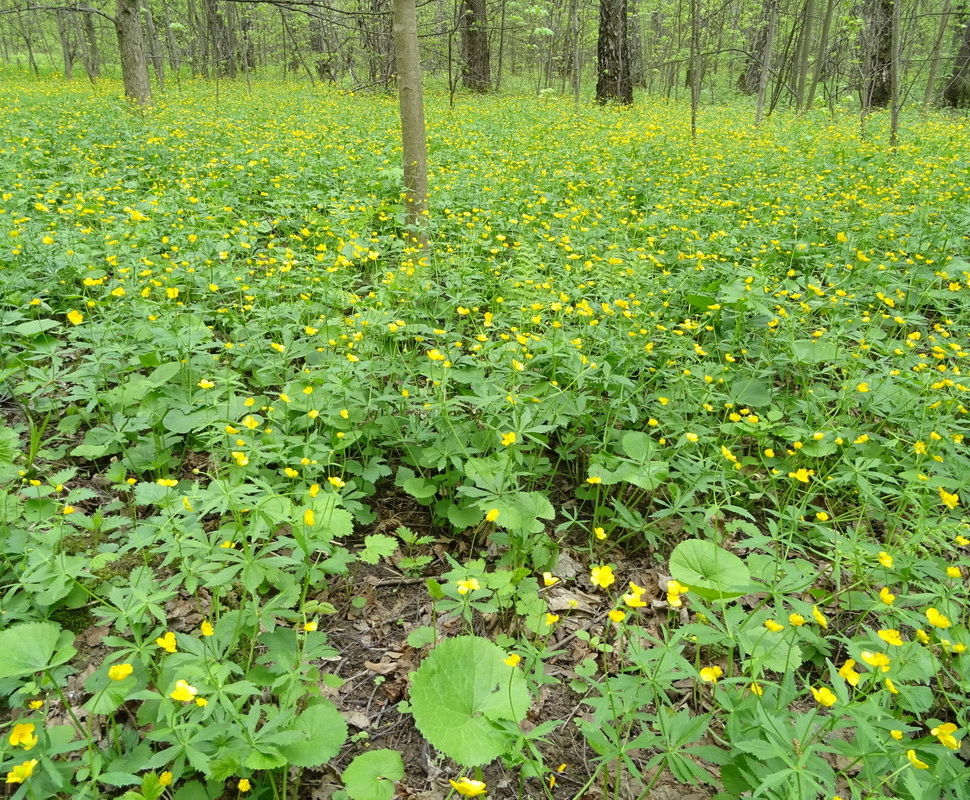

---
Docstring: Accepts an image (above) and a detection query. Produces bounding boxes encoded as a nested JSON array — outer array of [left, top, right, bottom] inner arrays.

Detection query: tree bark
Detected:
[[115, 0, 152, 104], [864, 0, 893, 109], [596, 0, 632, 104], [460, 0, 490, 91], [793, 0, 815, 111], [392, 0, 429, 243], [55, 11, 74, 78], [755, 0, 778, 124], [923, 0, 952, 106], [81, 10, 101, 80], [141, 0, 166, 93], [943, 5, 970, 107]]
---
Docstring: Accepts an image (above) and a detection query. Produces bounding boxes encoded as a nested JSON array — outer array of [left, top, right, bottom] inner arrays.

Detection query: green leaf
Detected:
[[13, 319, 59, 336], [0, 622, 76, 679], [729, 376, 772, 408], [342, 750, 404, 800], [791, 340, 837, 364], [669, 539, 754, 601], [409, 635, 530, 766], [359, 534, 397, 564], [278, 701, 348, 768]]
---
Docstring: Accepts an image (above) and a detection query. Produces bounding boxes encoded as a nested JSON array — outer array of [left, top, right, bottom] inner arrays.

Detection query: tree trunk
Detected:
[[596, 0, 632, 104], [460, 0, 490, 91], [864, 0, 893, 109], [943, 6, 970, 107], [804, 0, 835, 110], [55, 11, 74, 78], [392, 0, 429, 242], [793, 0, 815, 111], [141, 0, 166, 93], [571, 0, 581, 104], [923, 0, 952, 106], [115, 0, 152, 104], [81, 10, 100, 79], [755, 0, 778, 124]]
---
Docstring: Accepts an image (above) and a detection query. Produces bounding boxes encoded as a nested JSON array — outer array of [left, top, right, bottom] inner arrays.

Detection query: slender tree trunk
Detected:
[[923, 0, 952, 106], [943, 5, 970, 107], [495, 0, 506, 89], [805, 0, 834, 109], [55, 11, 74, 78], [596, 0, 633, 103], [571, 0, 581, 104], [889, 0, 900, 146], [460, 0, 490, 91], [690, 0, 700, 135], [141, 0, 166, 93], [115, 0, 152, 104], [794, 0, 815, 110], [392, 0, 429, 243], [80, 11, 100, 80], [755, 0, 779, 124]]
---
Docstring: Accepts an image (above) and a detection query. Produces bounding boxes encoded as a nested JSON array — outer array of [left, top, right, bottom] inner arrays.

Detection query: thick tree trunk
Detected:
[[115, 0, 152, 104], [864, 0, 893, 109], [596, 0, 632, 104], [392, 0, 429, 242], [943, 6, 970, 107], [460, 0, 490, 91]]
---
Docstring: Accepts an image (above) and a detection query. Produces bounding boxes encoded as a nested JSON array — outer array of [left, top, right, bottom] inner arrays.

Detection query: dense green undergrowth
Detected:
[[0, 77, 968, 799]]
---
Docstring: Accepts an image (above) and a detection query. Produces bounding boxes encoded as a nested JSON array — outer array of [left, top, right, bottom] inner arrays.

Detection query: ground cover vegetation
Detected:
[[0, 76, 968, 800]]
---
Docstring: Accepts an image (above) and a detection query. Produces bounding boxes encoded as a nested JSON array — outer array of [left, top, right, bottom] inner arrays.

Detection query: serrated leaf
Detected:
[[0, 622, 76, 679], [342, 749, 404, 800], [409, 635, 529, 766], [359, 534, 397, 564], [278, 701, 347, 767]]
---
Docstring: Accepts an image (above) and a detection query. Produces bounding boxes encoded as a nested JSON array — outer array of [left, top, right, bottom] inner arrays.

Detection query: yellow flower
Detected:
[[749, 682, 763, 696], [62, 505, 76, 515], [608, 609, 626, 623], [586, 476, 602, 484], [501, 432, 517, 446], [238, 778, 252, 792], [764, 619, 784, 633], [5, 759, 38, 784], [684, 432, 699, 443], [815, 511, 829, 522], [200, 621, 215, 637], [699, 665, 723, 683], [169, 680, 198, 702], [789, 613, 805, 627], [838, 659, 860, 687], [946, 566, 962, 579], [861, 651, 891, 671], [157, 478, 178, 487], [545, 613, 560, 626], [197, 379, 215, 389], [856, 382, 869, 392], [810, 686, 837, 707], [503, 654, 521, 667], [485, 508, 500, 522], [879, 586, 896, 605], [812, 606, 828, 629], [449, 777, 487, 797], [456, 578, 480, 595], [926, 608, 951, 628], [593, 526, 607, 540], [108, 663, 134, 681], [890, 730, 903, 740], [542, 572, 559, 587], [155, 632, 177, 653], [788, 468, 813, 483], [159, 771, 173, 787], [623, 591, 647, 608], [884, 678, 898, 694], [878, 551, 894, 568], [8, 723, 38, 750], [931, 722, 961, 750], [66, 309, 83, 325], [590, 565, 615, 589], [939, 487, 960, 510], [906, 749, 929, 769], [303, 508, 315, 527], [878, 629, 904, 646], [303, 620, 318, 632]]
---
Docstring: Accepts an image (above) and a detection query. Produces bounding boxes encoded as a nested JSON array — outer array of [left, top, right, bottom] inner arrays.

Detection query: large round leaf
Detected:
[[342, 749, 404, 800], [409, 635, 529, 766], [278, 701, 348, 767], [669, 539, 754, 601], [0, 622, 76, 679]]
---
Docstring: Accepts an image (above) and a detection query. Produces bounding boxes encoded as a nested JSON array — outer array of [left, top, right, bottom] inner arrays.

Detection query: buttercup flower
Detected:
[[699, 665, 723, 683], [8, 723, 38, 750], [878, 551, 894, 568], [5, 759, 38, 784], [456, 578, 480, 595], [810, 686, 837, 707], [926, 608, 952, 629], [108, 663, 134, 681], [503, 653, 521, 667], [906, 750, 929, 769], [764, 619, 784, 633], [155, 631, 177, 653], [590, 564, 615, 589], [931, 722, 961, 750], [169, 680, 198, 702], [878, 629, 903, 646], [541, 571, 558, 586], [238, 778, 252, 792], [449, 777, 487, 796], [838, 659, 860, 687]]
